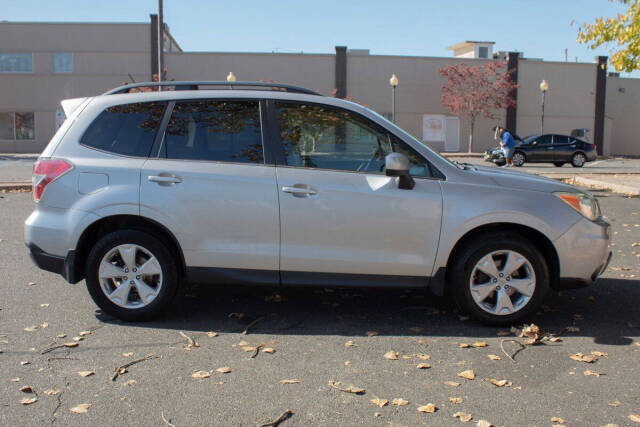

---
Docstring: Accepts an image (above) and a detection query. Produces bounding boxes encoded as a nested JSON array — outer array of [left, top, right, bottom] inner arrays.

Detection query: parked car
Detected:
[[485, 134, 597, 168], [25, 81, 611, 325]]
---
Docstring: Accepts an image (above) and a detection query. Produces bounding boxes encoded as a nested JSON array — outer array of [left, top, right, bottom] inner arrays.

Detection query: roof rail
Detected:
[[103, 81, 322, 96]]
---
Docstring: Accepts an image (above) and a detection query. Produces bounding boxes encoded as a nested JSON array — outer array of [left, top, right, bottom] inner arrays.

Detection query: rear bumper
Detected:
[[26, 242, 78, 284]]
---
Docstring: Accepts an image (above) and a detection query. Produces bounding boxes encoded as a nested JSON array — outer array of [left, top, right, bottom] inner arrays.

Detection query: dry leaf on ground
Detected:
[[206, 331, 218, 338], [20, 361, 30, 366], [384, 350, 399, 360], [78, 331, 91, 336], [591, 350, 608, 357], [370, 397, 388, 407], [77, 371, 95, 377], [262, 347, 276, 354], [56, 334, 66, 338], [416, 354, 430, 360], [570, 353, 598, 363], [454, 411, 473, 422], [191, 370, 211, 379], [70, 403, 90, 414], [391, 398, 409, 406], [488, 354, 501, 360], [44, 389, 60, 396], [472, 341, 487, 348], [444, 381, 460, 387], [328, 380, 365, 394], [27, 282, 36, 286], [477, 420, 493, 427], [458, 370, 475, 380], [122, 352, 134, 357], [64, 342, 78, 348], [608, 400, 621, 407], [279, 379, 299, 384], [458, 343, 470, 348], [21, 397, 37, 405], [216, 367, 231, 373], [551, 417, 565, 423], [417, 363, 431, 369], [345, 340, 357, 347], [242, 346, 256, 352], [450, 397, 463, 403], [629, 414, 640, 423], [24, 325, 38, 332], [124, 380, 136, 386], [488, 378, 509, 387], [584, 370, 603, 377], [41, 322, 49, 328], [418, 403, 437, 413]]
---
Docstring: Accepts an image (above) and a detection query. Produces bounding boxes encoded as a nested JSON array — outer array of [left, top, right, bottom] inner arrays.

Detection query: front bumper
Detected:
[[553, 216, 611, 289], [26, 242, 78, 283]]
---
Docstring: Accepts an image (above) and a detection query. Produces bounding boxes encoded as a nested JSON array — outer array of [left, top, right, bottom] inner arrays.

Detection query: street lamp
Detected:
[[389, 74, 398, 123], [226, 72, 237, 82], [539, 79, 549, 134]]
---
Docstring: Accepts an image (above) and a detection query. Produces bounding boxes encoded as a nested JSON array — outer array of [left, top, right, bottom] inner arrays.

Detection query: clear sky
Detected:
[[1, 0, 636, 77]]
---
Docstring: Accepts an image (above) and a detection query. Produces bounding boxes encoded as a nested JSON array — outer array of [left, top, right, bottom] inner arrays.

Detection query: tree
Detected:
[[438, 61, 517, 153], [577, 0, 640, 72]]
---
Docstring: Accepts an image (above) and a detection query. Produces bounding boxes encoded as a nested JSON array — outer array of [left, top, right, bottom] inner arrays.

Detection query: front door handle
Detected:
[[148, 175, 182, 184], [282, 185, 317, 197]]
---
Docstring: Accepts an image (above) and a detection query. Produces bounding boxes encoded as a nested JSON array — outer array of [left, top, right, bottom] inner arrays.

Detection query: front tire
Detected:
[[571, 152, 586, 168], [512, 152, 525, 167], [85, 230, 178, 321], [449, 233, 549, 325]]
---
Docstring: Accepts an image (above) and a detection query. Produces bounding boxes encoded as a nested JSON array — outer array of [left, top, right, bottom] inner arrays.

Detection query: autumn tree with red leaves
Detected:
[[438, 61, 518, 152]]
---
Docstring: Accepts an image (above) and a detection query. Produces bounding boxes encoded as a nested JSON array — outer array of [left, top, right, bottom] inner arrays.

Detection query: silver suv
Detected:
[[25, 81, 611, 325]]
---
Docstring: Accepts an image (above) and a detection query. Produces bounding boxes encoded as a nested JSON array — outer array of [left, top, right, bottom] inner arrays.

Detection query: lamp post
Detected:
[[389, 74, 398, 123], [539, 79, 549, 134], [226, 72, 237, 83]]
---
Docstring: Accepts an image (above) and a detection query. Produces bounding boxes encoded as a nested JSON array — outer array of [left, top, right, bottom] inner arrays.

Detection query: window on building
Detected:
[[164, 100, 264, 163], [53, 53, 73, 73], [80, 102, 166, 157], [0, 53, 33, 73], [276, 102, 431, 177], [0, 112, 35, 140], [478, 47, 489, 59]]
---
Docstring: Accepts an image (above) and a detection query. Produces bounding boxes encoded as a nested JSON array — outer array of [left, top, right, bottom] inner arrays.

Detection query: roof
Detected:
[[447, 41, 496, 51]]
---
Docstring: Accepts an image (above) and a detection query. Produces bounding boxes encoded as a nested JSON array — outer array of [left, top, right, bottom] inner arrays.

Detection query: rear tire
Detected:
[[449, 233, 549, 325], [512, 152, 525, 167], [85, 230, 178, 321], [553, 162, 565, 167], [571, 152, 586, 168]]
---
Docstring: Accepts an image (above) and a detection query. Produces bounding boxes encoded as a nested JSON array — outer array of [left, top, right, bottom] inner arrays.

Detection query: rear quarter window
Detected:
[[80, 102, 166, 157]]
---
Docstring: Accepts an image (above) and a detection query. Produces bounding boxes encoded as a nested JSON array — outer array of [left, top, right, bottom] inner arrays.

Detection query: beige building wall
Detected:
[[605, 76, 640, 156], [516, 60, 597, 141]]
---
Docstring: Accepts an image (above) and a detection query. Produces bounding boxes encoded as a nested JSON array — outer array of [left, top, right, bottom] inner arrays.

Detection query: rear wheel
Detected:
[[85, 230, 178, 321], [553, 162, 565, 167], [449, 233, 549, 325], [512, 152, 525, 167], [571, 152, 586, 168]]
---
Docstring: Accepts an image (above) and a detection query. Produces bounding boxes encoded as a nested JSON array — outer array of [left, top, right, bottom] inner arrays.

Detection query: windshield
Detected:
[[522, 134, 540, 144]]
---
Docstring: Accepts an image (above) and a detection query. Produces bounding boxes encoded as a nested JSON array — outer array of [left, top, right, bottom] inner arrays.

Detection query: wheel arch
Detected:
[[70, 215, 186, 283], [433, 222, 560, 295]]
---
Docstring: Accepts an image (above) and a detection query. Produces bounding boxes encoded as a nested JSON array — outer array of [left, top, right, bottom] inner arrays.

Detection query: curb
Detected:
[[565, 176, 640, 196], [0, 182, 31, 192]]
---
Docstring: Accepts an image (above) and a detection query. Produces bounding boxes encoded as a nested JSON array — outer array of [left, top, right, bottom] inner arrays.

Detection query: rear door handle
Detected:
[[148, 175, 182, 184], [282, 185, 317, 197]]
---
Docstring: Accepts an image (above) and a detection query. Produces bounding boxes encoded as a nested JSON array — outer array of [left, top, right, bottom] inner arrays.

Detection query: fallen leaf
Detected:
[[570, 353, 597, 363], [44, 389, 60, 396], [449, 396, 463, 403], [472, 341, 487, 348], [365, 331, 378, 337], [584, 370, 603, 377], [72, 336, 83, 342], [78, 331, 91, 336], [384, 350, 399, 360], [551, 417, 565, 423], [608, 400, 621, 407], [444, 381, 460, 387], [63, 342, 78, 348], [40, 304, 49, 308], [237, 340, 249, 346], [417, 363, 431, 369], [279, 379, 300, 384], [20, 361, 30, 366], [458, 370, 475, 380], [262, 347, 276, 354], [458, 343, 470, 348], [11, 378, 20, 382], [629, 414, 640, 423], [371, 397, 388, 407], [122, 352, 134, 357], [124, 380, 136, 386], [56, 334, 66, 339], [206, 331, 219, 338], [453, 411, 473, 422], [416, 354, 430, 360], [401, 355, 412, 360], [477, 420, 493, 427], [191, 370, 211, 379], [591, 350, 608, 357], [488, 354, 501, 360], [78, 371, 95, 377], [391, 398, 409, 406], [345, 340, 357, 347], [216, 367, 231, 374], [70, 403, 90, 414], [242, 346, 256, 352], [24, 325, 38, 332], [418, 403, 437, 413], [489, 378, 508, 387], [21, 397, 37, 405], [40, 322, 49, 329], [27, 282, 36, 286], [328, 380, 365, 394]]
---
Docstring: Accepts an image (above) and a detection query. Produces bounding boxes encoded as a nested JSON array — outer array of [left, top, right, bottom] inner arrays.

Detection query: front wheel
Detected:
[[85, 230, 178, 321], [449, 233, 549, 325], [512, 152, 525, 167], [571, 152, 586, 168]]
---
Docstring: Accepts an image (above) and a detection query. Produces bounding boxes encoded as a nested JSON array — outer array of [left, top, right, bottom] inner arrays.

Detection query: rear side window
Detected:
[[80, 102, 166, 157], [163, 100, 263, 163]]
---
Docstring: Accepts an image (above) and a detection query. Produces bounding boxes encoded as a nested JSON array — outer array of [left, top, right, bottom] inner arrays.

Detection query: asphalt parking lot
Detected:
[[0, 190, 639, 427]]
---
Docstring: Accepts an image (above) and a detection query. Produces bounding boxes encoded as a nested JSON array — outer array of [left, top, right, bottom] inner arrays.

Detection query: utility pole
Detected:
[[157, 0, 164, 89]]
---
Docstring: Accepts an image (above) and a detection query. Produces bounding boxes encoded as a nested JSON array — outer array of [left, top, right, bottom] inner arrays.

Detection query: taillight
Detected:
[[32, 158, 73, 202]]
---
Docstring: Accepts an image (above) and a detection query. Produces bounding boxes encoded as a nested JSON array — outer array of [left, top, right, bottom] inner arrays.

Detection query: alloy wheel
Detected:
[[98, 244, 163, 309], [512, 152, 525, 166], [572, 153, 586, 167], [469, 250, 536, 316]]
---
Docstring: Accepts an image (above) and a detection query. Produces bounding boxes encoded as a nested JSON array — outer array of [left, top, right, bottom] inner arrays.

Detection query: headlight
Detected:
[[554, 191, 601, 221]]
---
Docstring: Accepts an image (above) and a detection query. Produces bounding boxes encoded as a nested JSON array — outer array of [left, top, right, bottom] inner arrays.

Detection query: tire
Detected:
[[85, 230, 178, 321], [571, 152, 586, 168], [512, 152, 525, 167], [449, 233, 550, 325], [553, 162, 565, 167]]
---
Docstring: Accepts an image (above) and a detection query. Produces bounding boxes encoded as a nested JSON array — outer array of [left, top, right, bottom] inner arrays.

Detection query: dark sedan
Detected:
[[484, 134, 597, 167]]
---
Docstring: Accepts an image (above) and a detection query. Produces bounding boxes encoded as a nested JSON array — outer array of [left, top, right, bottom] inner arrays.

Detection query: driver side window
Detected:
[[275, 102, 429, 177]]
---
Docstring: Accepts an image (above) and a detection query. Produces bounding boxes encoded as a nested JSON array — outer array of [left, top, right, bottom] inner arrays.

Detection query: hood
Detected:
[[468, 165, 578, 193]]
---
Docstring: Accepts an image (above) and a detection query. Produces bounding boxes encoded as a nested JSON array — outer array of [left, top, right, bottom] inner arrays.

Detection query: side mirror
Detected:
[[385, 153, 415, 190]]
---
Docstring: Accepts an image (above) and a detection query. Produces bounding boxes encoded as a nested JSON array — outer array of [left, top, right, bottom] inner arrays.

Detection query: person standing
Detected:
[[499, 126, 516, 167]]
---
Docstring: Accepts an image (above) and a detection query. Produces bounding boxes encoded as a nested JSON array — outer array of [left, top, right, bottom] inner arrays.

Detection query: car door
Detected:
[[551, 135, 573, 160], [271, 101, 443, 285], [140, 99, 280, 282], [528, 135, 552, 161]]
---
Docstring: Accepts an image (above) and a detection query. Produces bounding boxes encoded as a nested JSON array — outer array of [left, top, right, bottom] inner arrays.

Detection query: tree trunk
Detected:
[[468, 116, 475, 153]]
